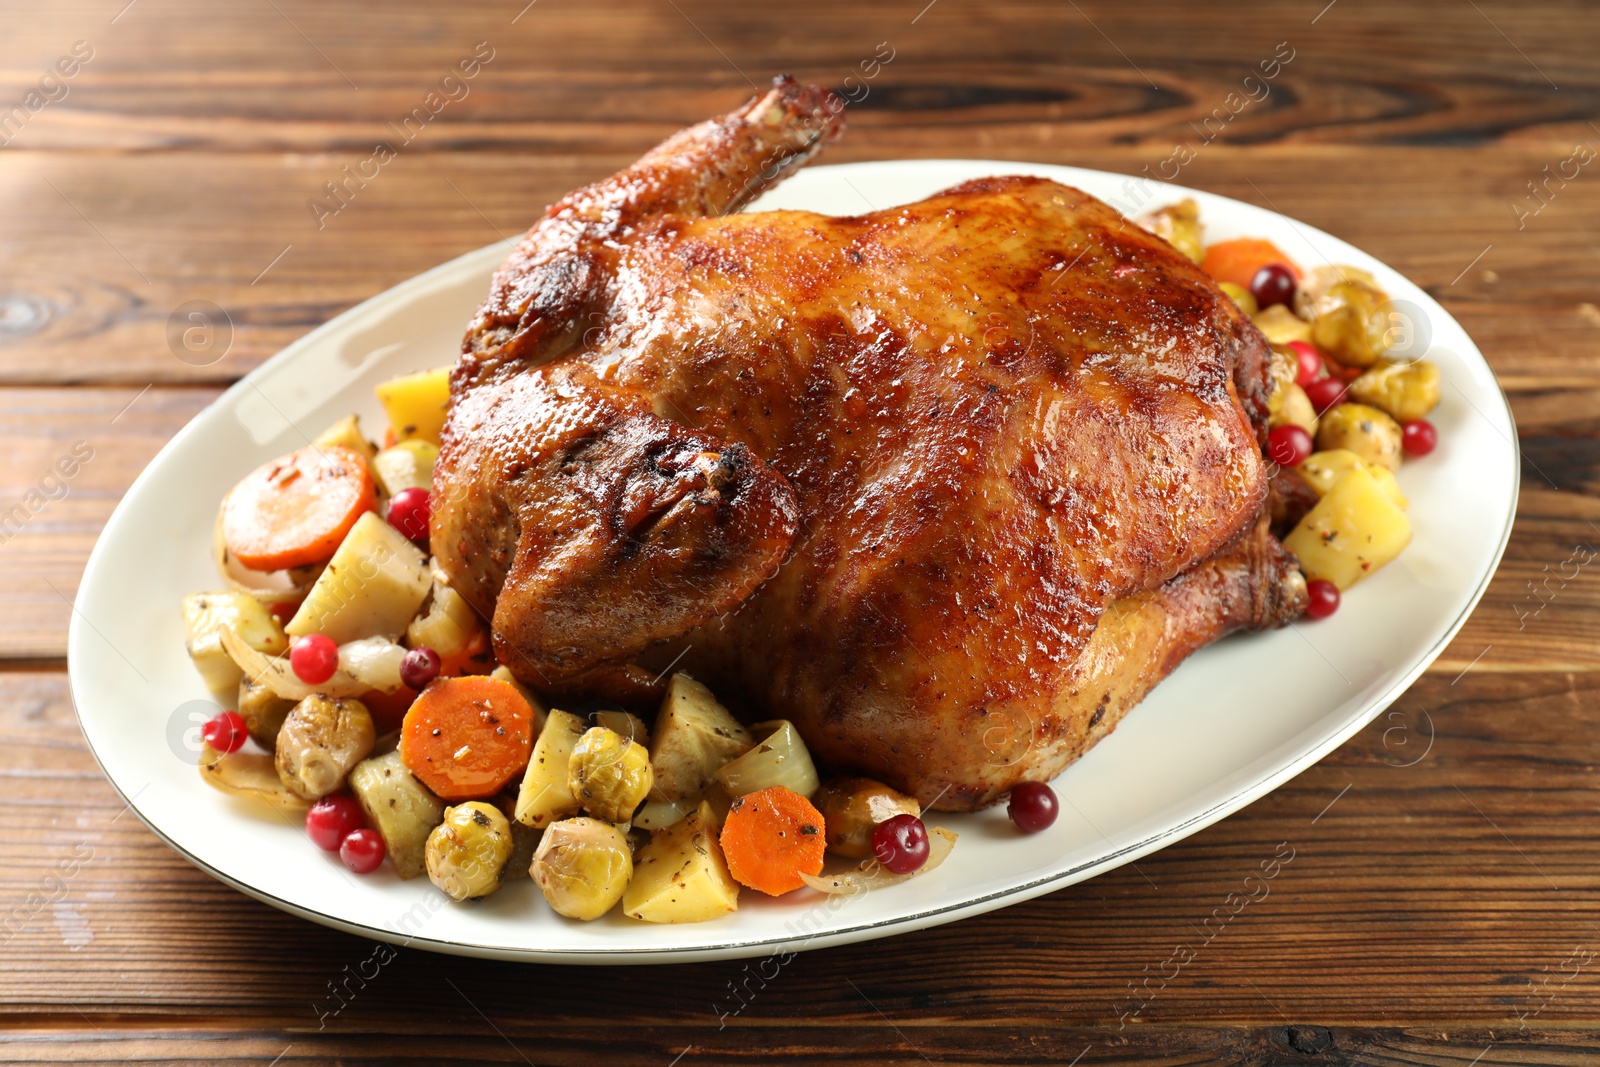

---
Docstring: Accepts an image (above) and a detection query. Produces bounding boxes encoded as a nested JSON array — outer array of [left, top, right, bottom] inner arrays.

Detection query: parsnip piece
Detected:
[[286, 512, 430, 644]]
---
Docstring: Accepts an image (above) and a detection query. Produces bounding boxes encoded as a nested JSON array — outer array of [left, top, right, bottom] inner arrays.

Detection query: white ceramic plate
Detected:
[[70, 159, 1517, 964]]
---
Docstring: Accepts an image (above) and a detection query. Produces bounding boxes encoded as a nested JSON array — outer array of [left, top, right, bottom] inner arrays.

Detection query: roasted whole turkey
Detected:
[[433, 78, 1307, 811]]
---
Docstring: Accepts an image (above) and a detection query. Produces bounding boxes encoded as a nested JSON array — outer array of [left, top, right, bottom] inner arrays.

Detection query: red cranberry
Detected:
[[201, 710, 247, 754], [1401, 419, 1437, 457], [400, 646, 442, 690], [1267, 424, 1313, 467], [1304, 377, 1349, 414], [1304, 578, 1341, 620], [340, 828, 387, 874], [290, 633, 339, 685], [1249, 263, 1297, 310], [306, 794, 365, 852], [871, 813, 931, 874], [1287, 341, 1323, 387], [387, 488, 431, 542], [1007, 781, 1059, 833]]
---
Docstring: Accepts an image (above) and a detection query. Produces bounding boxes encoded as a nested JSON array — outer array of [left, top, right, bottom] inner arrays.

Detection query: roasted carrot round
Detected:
[[399, 676, 535, 801], [221, 444, 376, 571], [719, 785, 828, 896], [1201, 238, 1303, 291]]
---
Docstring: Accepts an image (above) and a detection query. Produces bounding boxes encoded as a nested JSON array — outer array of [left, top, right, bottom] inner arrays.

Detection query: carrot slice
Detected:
[[1201, 238, 1303, 290], [359, 633, 497, 733], [221, 444, 376, 571], [719, 785, 828, 896], [399, 676, 535, 801]]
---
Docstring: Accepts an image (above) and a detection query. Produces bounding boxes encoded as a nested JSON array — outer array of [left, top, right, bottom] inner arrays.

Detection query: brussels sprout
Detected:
[[530, 817, 633, 920], [1314, 403, 1402, 472], [426, 801, 513, 901], [1348, 359, 1440, 423], [568, 726, 653, 823], [1310, 280, 1389, 367], [275, 694, 375, 800]]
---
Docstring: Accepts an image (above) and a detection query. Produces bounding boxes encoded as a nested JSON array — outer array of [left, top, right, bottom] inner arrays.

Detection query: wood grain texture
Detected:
[[2, 0, 1598, 1061]]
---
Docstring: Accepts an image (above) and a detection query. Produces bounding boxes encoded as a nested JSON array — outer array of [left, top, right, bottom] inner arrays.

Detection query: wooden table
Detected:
[[4, 0, 1598, 1062]]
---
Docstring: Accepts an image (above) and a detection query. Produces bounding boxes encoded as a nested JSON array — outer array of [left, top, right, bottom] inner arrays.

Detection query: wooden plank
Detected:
[[0, 387, 217, 658], [7, 668, 1600, 1032], [1, 0, 1596, 153], [1, 1025, 1598, 1066]]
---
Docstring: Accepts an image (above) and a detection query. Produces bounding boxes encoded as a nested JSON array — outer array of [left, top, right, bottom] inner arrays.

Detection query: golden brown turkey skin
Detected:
[[434, 78, 1294, 808]]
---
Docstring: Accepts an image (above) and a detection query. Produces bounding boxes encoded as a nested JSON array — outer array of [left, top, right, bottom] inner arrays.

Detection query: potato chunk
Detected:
[[183, 591, 289, 692], [1284, 464, 1412, 590], [286, 511, 430, 644], [649, 673, 752, 803], [514, 709, 588, 828], [313, 414, 378, 464], [371, 439, 439, 497], [349, 749, 446, 879], [1298, 449, 1407, 509], [375, 366, 451, 445], [623, 801, 740, 924]]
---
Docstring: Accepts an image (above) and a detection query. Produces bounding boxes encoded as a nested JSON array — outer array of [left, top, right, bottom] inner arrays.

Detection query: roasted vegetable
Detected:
[[1267, 351, 1318, 435], [1202, 238, 1300, 290], [406, 574, 482, 659], [1299, 267, 1391, 368], [1217, 281, 1258, 316], [313, 414, 378, 464], [591, 709, 648, 747], [623, 801, 740, 923], [286, 511, 431, 645], [238, 674, 294, 748], [1348, 359, 1440, 423], [1252, 305, 1313, 347], [719, 785, 828, 896], [1284, 464, 1412, 590], [802, 826, 958, 896], [1135, 199, 1203, 264], [715, 720, 820, 801], [221, 628, 405, 701], [569, 726, 653, 823], [349, 748, 446, 879], [221, 444, 377, 572], [371, 439, 439, 497], [375, 365, 452, 445], [183, 591, 289, 692], [1314, 403, 1403, 471], [816, 776, 922, 859], [275, 694, 376, 800], [515, 709, 588, 828], [649, 673, 752, 802], [530, 817, 633, 920], [426, 801, 514, 901], [199, 743, 310, 814], [399, 675, 536, 801], [1298, 449, 1407, 509]]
